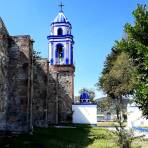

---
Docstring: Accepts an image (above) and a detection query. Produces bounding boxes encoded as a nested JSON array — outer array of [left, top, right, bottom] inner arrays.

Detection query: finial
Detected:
[[58, 2, 64, 12]]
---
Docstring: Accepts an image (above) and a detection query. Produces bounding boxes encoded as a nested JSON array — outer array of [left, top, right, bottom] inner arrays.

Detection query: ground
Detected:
[[0, 125, 148, 148], [97, 121, 124, 127]]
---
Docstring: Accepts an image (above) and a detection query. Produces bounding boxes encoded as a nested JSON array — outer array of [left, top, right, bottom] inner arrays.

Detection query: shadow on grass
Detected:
[[0, 125, 98, 148]]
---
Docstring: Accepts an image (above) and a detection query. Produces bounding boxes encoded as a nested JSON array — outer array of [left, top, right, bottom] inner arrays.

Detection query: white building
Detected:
[[127, 103, 148, 128], [72, 91, 97, 125]]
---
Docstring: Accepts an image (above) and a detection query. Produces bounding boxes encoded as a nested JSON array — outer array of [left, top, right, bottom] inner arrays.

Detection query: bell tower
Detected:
[[47, 7, 74, 65], [47, 5, 75, 123]]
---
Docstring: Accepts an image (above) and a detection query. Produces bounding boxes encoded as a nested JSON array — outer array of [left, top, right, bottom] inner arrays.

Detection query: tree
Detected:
[[97, 51, 135, 148], [96, 97, 111, 113], [124, 4, 148, 118], [97, 4, 148, 147], [33, 50, 41, 63], [98, 51, 135, 116]]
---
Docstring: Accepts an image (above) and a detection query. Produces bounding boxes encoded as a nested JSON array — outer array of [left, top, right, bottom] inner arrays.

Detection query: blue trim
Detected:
[[72, 103, 97, 105], [61, 50, 64, 58], [50, 58, 53, 65], [47, 35, 73, 40], [55, 49, 58, 58], [71, 47, 73, 65], [66, 58, 69, 64], [56, 43, 64, 48], [51, 22, 71, 27], [48, 40, 73, 43], [51, 24, 72, 28]]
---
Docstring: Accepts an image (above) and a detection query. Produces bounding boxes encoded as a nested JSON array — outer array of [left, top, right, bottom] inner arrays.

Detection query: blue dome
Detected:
[[80, 91, 90, 100], [53, 12, 68, 23]]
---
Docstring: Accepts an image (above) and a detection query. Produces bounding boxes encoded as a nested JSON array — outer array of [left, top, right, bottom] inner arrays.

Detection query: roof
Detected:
[[53, 11, 68, 23], [80, 91, 90, 100]]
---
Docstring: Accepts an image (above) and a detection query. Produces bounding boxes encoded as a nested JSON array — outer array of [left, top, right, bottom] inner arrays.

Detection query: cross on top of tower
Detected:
[[58, 2, 64, 12]]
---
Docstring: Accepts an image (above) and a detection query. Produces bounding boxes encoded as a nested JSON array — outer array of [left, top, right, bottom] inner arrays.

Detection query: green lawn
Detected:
[[0, 125, 147, 148], [97, 121, 126, 127]]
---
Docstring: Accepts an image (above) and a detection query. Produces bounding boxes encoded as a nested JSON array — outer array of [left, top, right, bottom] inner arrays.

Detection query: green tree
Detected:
[[97, 4, 148, 147], [96, 97, 111, 112], [98, 51, 135, 112], [124, 4, 148, 118], [33, 50, 41, 63], [97, 51, 135, 148]]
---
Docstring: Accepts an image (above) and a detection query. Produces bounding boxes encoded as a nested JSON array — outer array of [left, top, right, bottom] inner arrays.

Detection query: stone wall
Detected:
[[48, 65, 75, 123], [0, 32, 33, 133], [0, 27, 9, 131], [33, 64, 75, 124], [32, 59, 48, 127], [0, 18, 75, 133], [6, 35, 33, 133]]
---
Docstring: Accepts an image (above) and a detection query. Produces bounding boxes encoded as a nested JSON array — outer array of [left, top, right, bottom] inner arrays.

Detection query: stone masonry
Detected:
[[48, 65, 75, 123], [0, 17, 33, 133], [0, 18, 74, 133]]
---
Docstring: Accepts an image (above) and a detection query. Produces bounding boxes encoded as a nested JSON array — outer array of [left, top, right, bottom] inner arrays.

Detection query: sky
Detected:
[[0, 0, 147, 98]]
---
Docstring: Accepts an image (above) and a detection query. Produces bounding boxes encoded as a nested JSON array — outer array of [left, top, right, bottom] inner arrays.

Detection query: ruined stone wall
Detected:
[[0, 33, 9, 131], [0, 18, 75, 132], [6, 35, 33, 133], [0, 18, 34, 132], [48, 65, 74, 123], [32, 59, 48, 127], [47, 71, 56, 124], [33, 63, 75, 124]]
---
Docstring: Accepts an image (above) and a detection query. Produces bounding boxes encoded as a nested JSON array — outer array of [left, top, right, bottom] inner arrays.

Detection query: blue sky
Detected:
[[0, 0, 147, 98]]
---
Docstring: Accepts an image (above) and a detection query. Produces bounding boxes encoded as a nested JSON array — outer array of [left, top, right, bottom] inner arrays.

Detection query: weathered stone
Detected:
[[48, 65, 74, 123], [0, 18, 75, 133], [32, 59, 48, 127]]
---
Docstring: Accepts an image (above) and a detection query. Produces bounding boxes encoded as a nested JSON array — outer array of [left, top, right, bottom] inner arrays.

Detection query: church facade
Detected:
[[0, 10, 74, 133]]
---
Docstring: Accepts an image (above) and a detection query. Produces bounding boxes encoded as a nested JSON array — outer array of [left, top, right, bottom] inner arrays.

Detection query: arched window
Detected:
[[55, 44, 64, 64], [57, 28, 63, 35]]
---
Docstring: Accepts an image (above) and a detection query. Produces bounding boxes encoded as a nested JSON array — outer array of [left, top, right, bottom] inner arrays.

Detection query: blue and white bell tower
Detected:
[[47, 4, 75, 123], [47, 7, 74, 65]]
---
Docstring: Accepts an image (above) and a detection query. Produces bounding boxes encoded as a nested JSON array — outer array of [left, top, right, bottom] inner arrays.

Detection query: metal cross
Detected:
[[59, 2, 64, 12]]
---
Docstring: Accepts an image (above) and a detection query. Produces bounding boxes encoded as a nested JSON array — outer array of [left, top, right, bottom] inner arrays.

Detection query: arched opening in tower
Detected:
[[57, 28, 63, 35], [56, 44, 64, 64]]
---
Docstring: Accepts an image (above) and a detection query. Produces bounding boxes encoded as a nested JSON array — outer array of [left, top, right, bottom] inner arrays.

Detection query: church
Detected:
[[0, 7, 75, 133]]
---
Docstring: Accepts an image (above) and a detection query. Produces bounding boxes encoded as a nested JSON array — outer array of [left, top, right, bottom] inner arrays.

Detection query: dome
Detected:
[[80, 91, 90, 100], [53, 11, 68, 23]]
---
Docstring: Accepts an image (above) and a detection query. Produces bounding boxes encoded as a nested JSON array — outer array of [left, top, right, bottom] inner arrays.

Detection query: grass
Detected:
[[97, 121, 126, 127], [0, 125, 118, 148], [0, 125, 147, 148], [132, 139, 148, 148], [141, 126, 148, 129]]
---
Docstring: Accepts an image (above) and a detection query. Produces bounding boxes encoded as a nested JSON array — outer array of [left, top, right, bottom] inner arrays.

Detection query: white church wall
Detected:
[[127, 103, 148, 128], [72, 104, 97, 124], [52, 24, 70, 35]]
